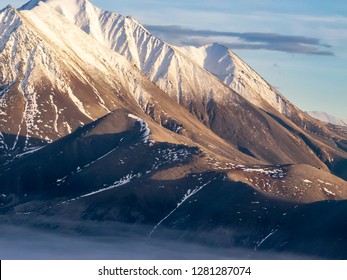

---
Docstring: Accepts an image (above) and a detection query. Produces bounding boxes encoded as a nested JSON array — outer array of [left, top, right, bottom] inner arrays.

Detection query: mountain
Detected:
[[1, 1, 237, 160], [18, 0, 347, 174], [0, 0, 347, 259], [176, 44, 344, 136], [176, 43, 288, 114], [25, 1, 335, 139], [308, 111, 347, 127]]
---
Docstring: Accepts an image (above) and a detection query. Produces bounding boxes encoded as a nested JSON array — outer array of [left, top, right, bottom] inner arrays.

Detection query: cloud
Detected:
[[145, 25, 334, 56], [0, 224, 307, 260]]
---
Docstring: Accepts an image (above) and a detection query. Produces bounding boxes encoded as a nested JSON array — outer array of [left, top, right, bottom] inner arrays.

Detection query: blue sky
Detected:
[[8, 0, 347, 118]]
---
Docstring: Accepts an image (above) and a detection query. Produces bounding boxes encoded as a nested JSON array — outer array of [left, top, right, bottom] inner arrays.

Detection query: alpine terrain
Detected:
[[308, 111, 347, 127], [1, 0, 347, 259]]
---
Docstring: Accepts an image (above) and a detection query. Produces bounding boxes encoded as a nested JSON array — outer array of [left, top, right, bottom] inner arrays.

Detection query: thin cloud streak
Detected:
[[146, 25, 334, 56]]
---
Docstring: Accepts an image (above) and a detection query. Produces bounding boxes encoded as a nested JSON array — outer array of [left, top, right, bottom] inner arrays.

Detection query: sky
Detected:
[[7, 0, 347, 118]]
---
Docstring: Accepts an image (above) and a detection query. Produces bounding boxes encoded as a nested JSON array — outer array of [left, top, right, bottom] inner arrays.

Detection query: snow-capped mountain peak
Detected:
[[176, 43, 292, 115], [175, 43, 235, 85], [22, 0, 161, 73], [23, 0, 245, 106], [21, 0, 106, 43], [23, 0, 284, 116]]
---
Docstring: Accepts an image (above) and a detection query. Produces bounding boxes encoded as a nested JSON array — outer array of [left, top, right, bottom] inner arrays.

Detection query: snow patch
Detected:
[[149, 179, 214, 236], [80, 173, 139, 198], [323, 188, 335, 196], [255, 229, 278, 250], [61, 173, 141, 204], [240, 166, 285, 178], [49, 95, 59, 133], [128, 114, 150, 142], [15, 146, 44, 158], [66, 87, 92, 119]]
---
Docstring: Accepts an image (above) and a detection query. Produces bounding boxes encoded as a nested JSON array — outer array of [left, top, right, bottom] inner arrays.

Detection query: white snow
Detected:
[[149, 179, 213, 236], [15, 146, 43, 158], [64, 121, 72, 134], [240, 166, 285, 178], [256, 229, 278, 249], [317, 179, 333, 186], [0, 131, 8, 150], [177, 43, 291, 116], [80, 173, 138, 198], [49, 95, 59, 133], [66, 86, 92, 119], [56, 175, 67, 183], [323, 188, 336, 196], [128, 114, 150, 142], [61, 173, 140, 204], [303, 179, 312, 183]]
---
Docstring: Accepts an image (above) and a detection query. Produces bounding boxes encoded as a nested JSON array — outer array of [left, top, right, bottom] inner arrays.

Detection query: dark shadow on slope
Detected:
[[5, 171, 347, 259], [0, 112, 137, 194], [151, 178, 347, 259], [265, 111, 347, 181], [238, 146, 256, 158], [0, 133, 49, 165], [202, 98, 327, 167], [329, 158, 347, 181], [265, 111, 324, 157], [336, 139, 347, 153], [0, 109, 201, 210]]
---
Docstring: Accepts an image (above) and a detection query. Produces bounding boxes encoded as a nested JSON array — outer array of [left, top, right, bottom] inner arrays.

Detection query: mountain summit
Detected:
[[1, 0, 347, 259]]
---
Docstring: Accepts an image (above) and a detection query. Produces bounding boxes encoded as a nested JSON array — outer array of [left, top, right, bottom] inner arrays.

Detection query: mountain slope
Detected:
[[0, 109, 347, 258], [176, 44, 343, 136], [0, 4, 128, 151], [177, 43, 288, 114], [2, 109, 347, 260]]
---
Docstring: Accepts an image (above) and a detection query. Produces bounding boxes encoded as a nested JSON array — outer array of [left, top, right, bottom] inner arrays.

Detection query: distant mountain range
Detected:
[[308, 111, 347, 127], [1, 0, 347, 259]]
